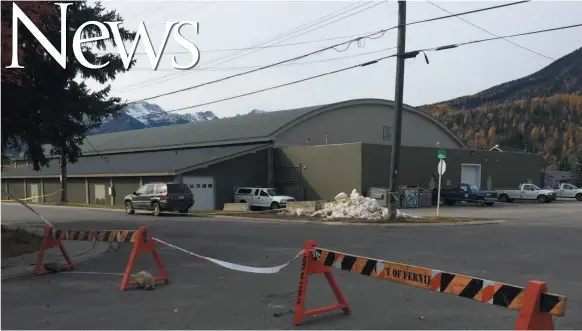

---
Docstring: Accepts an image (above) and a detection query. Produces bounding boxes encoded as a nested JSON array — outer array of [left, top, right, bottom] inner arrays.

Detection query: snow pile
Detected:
[[287, 189, 420, 220]]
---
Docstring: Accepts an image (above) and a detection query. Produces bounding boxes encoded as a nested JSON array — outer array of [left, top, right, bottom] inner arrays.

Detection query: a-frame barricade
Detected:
[[34, 225, 74, 275], [293, 241, 567, 330], [33, 225, 169, 291], [294, 240, 350, 326], [120, 226, 169, 291]]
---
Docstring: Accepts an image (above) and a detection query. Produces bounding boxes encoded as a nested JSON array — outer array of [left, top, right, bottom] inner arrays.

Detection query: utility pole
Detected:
[[388, 0, 407, 221]]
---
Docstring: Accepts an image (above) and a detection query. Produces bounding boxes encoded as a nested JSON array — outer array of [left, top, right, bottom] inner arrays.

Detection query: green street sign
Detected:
[[437, 149, 447, 159]]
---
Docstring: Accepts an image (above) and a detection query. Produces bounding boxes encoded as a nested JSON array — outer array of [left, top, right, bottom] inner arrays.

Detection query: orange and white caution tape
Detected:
[[153, 237, 308, 274]]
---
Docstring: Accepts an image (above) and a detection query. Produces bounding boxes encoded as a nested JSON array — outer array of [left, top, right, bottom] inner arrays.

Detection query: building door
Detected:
[[30, 184, 40, 202], [461, 164, 481, 187], [182, 176, 215, 210], [94, 184, 107, 204]]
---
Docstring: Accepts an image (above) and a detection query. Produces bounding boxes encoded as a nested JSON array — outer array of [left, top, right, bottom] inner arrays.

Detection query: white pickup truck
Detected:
[[553, 183, 582, 201], [233, 187, 296, 210], [494, 183, 556, 203]]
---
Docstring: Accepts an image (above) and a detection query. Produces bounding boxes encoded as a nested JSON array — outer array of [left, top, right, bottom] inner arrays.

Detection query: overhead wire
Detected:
[[132, 22, 582, 119], [129, 46, 398, 72], [425, 1, 555, 60], [128, 0, 534, 103], [116, 30, 387, 55], [113, 1, 384, 95]]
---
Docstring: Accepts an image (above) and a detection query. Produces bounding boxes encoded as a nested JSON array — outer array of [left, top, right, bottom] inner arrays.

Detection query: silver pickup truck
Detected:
[[494, 183, 556, 203], [233, 187, 295, 210], [554, 183, 582, 201]]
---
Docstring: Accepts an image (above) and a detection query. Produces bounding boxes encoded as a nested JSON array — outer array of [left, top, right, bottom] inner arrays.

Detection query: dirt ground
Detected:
[[1, 227, 43, 259]]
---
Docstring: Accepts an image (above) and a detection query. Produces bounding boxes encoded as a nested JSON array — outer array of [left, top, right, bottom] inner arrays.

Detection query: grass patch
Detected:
[[1, 227, 44, 259]]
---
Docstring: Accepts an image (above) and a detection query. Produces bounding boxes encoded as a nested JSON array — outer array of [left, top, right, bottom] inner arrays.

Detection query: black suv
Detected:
[[124, 182, 194, 216]]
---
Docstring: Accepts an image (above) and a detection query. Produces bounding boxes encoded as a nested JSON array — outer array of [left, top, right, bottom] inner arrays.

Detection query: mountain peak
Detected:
[[90, 104, 269, 135], [424, 47, 582, 110]]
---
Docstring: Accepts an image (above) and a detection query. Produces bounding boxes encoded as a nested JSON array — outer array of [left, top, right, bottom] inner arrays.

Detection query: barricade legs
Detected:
[[294, 240, 350, 326], [34, 226, 74, 275], [514, 281, 555, 330], [120, 226, 169, 291]]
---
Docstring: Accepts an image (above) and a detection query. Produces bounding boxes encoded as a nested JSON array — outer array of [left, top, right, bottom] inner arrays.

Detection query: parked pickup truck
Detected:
[[554, 183, 582, 201], [494, 183, 556, 203], [234, 187, 296, 210], [439, 183, 497, 206]]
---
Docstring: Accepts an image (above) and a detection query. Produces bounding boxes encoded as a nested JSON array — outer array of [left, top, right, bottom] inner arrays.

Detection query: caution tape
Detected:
[[1, 189, 64, 202], [4, 192, 53, 227], [153, 237, 308, 274]]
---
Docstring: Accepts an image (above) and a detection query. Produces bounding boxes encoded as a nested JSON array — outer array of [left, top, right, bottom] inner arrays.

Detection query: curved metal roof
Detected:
[[73, 98, 464, 156]]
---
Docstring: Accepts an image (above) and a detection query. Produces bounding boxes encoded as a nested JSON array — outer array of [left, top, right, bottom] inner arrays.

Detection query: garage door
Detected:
[[461, 164, 481, 186], [182, 176, 215, 210]]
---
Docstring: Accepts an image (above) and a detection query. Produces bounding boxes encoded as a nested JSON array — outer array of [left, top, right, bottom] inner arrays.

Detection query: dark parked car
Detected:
[[124, 182, 194, 216], [439, 182, 497, 206]]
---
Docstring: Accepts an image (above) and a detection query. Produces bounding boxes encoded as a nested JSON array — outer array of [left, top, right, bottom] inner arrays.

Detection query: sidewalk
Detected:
[[1, 226, 117, 280]]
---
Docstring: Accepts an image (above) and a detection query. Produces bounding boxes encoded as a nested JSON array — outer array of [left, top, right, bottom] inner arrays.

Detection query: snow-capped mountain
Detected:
[[89, 102, 266, 135], [89, 101, 219, 135], [3, 103, 268, 159], [247, 108, 266, 115]]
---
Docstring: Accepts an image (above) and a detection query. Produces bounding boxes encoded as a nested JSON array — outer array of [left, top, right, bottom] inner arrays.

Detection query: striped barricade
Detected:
[[294, 240, 567, 330], [35, 225, 169, 291]]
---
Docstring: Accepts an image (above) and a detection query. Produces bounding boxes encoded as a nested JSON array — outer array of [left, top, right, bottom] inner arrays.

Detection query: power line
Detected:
[[426, 1, 554, 60], [112, 1, 376, 94], [157, 56, 395, 112], [128, 0, 533, 102], [110, 30, 383, 55], [133, 22, 581, 120], [197, 1, 380, 69], [129, 46, 397, 72], [113, 1, 384, 95]]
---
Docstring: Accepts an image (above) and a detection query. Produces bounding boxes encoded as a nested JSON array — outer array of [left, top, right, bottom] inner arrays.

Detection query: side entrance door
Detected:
[[30, 183, 40, 203], [182, 176, 215, 210], [461, 164, 481, 186]]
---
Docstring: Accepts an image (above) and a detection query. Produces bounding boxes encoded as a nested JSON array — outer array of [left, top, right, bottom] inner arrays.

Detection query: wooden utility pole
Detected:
[[388, 0, 407, 221]]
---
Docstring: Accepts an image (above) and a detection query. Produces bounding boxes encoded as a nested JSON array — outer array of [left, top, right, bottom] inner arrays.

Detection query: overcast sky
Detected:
[[90, 0, 582, 118]]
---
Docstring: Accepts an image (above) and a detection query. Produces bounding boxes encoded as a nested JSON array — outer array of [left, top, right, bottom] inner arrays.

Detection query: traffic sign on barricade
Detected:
[[34, 225, 169, 291], [294, 241, 567, 330]]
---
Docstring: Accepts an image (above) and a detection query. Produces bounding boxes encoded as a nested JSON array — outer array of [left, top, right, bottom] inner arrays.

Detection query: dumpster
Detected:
[[367, 187, 390, 207], [417, 188, 432, 207], [399, 185, 419, 209]]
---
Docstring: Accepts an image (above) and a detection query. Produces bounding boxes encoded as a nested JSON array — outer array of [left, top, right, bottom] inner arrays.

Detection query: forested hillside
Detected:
[[422, 47, 582, 170]]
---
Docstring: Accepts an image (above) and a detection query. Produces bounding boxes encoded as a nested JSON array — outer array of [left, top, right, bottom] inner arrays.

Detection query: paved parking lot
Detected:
[[410, 199, 581, 223], [1, 203, 581, 329]]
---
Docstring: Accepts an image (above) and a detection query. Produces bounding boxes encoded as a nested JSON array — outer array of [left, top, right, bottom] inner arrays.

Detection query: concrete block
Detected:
[[223, 203, 250, 211], [286, 201, 325, 213]]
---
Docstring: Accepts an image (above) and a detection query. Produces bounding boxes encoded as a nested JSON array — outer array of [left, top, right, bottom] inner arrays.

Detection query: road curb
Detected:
[[1, 202, 506, 227], [200, 214, 507, 227]]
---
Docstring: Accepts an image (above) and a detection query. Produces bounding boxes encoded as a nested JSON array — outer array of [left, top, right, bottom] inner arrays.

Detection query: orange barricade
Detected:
[[294, 241, 567, 330], [34, 225, 169, 291]]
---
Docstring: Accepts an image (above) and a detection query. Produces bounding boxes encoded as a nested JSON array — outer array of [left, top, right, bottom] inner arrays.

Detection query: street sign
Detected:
[[437, 149, 447, 159], [436, 159, 447, 218], [437, 159, 447, 176]]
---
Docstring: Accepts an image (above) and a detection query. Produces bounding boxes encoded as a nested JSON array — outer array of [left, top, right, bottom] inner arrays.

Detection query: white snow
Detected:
[[286, 189, 421, 220]]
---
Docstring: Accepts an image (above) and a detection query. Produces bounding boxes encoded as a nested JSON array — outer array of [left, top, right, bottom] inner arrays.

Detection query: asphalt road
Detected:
[[1, 203, 581, 330]]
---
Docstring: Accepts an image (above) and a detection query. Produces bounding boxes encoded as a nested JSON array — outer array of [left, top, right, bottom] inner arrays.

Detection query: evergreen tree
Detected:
[[1, 1, 136, 200]]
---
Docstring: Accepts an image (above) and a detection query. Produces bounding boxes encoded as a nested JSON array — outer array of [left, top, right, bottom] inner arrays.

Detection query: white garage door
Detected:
[[461, 164, 481, 186], [182, 176, 215, 210]]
